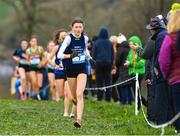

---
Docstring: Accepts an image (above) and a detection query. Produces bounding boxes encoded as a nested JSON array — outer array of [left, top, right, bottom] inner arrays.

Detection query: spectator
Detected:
[[116, 34, 132, 105], [159, 10, 180, 132], [110, 35, 119, 102], [145, 15, 173, 124], [93, 26, 114, 102], [124, 36, 146, 109]]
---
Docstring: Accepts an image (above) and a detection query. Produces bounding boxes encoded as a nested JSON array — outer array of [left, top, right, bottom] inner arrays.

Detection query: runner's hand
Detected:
[[70, 51, 79, 58], [89, 59, 96, 68], [55, 64, 63, 70]]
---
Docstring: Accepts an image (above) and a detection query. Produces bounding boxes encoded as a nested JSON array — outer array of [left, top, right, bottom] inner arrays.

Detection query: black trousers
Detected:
[[147, 84, 156, 122], [171, 83, 180, 130], [154, 80, 173, 125], [111, 71, 119, 102], [95, 63, 112, 102]]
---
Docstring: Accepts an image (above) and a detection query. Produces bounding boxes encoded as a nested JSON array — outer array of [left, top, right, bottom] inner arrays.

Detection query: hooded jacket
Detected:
[[151, 28, 167, 82], [127, 36, 146, 75], [93, 27, 114, 65]]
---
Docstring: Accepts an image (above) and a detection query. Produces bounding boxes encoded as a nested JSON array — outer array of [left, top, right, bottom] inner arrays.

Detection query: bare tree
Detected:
[[2, 0, 46, 40]]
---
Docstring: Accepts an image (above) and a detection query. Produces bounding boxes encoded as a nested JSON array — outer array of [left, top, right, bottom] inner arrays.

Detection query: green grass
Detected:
[[0, 99, 175, 135]]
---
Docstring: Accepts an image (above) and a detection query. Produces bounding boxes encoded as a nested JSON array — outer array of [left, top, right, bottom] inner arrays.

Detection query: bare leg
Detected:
[[30, 71, 39, 94], [37, 72, 43, 89], [18, 67, 26, 99], [26, 72, 31, 99], [76, 74, 87, 121], [48, 73, 56, 100], [67, 78, 77, 105], [55, 79, 64, 101]]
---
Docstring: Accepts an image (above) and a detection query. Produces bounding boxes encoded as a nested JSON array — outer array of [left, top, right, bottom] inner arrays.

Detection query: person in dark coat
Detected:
[[92, 26, 114, 102], [116, 34, 132, 105], [135, 15, 173, 124]]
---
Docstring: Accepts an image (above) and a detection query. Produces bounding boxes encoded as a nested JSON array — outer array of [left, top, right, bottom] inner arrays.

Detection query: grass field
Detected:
[[0, 99, 175, 135]]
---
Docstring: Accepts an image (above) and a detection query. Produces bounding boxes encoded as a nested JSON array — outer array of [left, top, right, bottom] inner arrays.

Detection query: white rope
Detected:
[[136, 75, 180, 135], [85, 76, 136, 91]]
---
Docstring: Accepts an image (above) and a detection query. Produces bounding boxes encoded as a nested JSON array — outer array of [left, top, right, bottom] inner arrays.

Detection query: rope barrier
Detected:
[[85, 76, 136, 91], [136, 74, 180, 135]]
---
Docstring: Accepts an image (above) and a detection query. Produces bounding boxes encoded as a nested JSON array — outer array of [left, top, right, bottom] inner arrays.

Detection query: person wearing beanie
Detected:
[[116, 34, 132, 105], [110, 35, 120, 102], [166, 3, 180, 21], [117, 33, 127, 44], [159, 10, 180, 133]]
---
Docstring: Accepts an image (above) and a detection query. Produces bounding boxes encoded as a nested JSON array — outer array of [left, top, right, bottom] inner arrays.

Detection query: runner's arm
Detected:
[[48, 46, 58, 67], [57, 36, 71, 59], [84, 36, 92, 60]]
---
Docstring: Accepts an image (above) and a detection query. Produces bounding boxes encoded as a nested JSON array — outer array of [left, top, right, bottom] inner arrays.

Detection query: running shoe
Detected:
[[37, 94, 41, 101], [74, 119, 81, 128], [69, 113, 75, 118], [63, 113, 69, 117]]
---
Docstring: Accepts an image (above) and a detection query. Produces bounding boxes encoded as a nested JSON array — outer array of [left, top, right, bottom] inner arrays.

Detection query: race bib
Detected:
[[48, 64, 55, 70], [30, 57, 40, 65], [72, 52, 85, 64], [20, 59, 27, 64]]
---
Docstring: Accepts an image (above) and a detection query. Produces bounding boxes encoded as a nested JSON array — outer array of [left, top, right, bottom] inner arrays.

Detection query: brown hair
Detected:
[[30, 34, 38, 40], [71, 17, 84, 27], [47, 40, 55, 51], [53, 29, 67, 45], [29, 34, 38, 47]]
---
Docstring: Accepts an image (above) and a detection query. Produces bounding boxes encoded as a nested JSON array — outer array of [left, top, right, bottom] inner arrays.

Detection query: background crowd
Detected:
[[11, 2, 180, 133]]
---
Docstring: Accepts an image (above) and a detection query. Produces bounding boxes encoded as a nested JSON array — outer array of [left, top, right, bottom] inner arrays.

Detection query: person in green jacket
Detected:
[[124, 35, 146, 110]]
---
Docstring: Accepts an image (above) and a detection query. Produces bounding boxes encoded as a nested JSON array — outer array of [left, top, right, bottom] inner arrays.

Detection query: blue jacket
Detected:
[[92, 27, 114, 65], [151, 28, 167, 82]]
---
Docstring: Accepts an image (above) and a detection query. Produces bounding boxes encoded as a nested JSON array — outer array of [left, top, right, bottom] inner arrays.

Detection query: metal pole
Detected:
[[135, 73, 139, 115]]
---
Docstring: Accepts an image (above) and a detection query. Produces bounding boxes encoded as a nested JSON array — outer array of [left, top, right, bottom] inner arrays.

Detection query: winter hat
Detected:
[[167, 3, 180, 21], [117, 33, 127, 44], [146, 15, 166, 30], [169, 3, 180, 13], [128, 36, 142, 47], [110, 35, 118, 43]]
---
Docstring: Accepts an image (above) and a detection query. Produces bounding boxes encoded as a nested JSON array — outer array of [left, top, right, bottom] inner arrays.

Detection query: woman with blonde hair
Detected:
[[110, 35, 119, 102], [159, 9, 180, 133]]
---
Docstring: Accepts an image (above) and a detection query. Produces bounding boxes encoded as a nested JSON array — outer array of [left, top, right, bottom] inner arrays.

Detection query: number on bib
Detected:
[[72, 52, 85, 64], [30, 57, 40, 65]]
